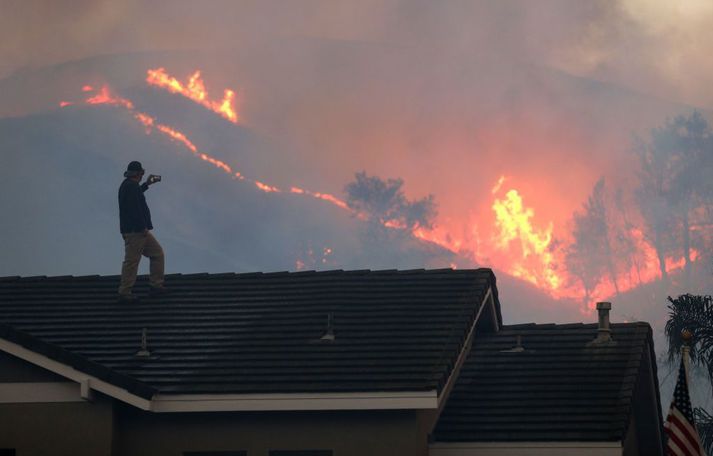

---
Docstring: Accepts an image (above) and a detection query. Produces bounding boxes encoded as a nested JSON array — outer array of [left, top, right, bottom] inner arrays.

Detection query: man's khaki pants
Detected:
[[118, 231, 165, 296]]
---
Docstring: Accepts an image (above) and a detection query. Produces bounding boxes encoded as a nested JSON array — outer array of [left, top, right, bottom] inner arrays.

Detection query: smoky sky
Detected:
[[2, 0, 710, 265], [3, 0, 713, 108], [1, 1, 711, 287]]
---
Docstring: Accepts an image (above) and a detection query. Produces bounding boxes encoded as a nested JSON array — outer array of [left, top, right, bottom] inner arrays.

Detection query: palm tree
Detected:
[[695, 409, 713, 452], [665, 293, 713, 453]]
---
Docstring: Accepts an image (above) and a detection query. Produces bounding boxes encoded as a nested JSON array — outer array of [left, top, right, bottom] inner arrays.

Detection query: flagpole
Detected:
[[675, 328, 704, 456], [682, 329, 692, 385]]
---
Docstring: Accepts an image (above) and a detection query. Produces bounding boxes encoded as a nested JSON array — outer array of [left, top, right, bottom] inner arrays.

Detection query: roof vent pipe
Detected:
[[135, 327, 151, 357], [320, 313, 335, 342], [592, 302, 612, 344], [500, 334, 525, 353]]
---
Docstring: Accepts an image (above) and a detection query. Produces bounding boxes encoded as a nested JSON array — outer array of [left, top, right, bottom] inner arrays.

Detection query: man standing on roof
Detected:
[[117, 161, 167, 302]]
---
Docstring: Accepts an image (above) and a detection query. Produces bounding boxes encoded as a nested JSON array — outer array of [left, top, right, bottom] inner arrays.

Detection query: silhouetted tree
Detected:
[[695, 409, 713, 453], [565, 178, 621, 301], [633, 111, 713, 281], [613, 188, 644, 286], [667, 112, 712, 278], [564, 244, 600, 303], [345, 171, 437, 230], [633, 137, 677, 282]]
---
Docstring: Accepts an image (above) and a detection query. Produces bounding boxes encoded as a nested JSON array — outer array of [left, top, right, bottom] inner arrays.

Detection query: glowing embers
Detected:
[[146, 68, 238, 123], [295, 244, 334, 270]]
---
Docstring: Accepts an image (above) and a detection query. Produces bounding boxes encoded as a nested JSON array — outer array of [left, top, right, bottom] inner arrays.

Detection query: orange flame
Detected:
[[384, 220, 407, 229], [579, 228, 700, 307], [134, 112, 154, 128], [146, 68, 239, 123], [134, 113, 155, 135], [59, 101, 73, 107], [198, 153, 232, 173], [416, 174, 701, 307], [491, 175, 505, 194], [156, 125, 198, 153], [85, 86, 134, 110], [255, 181, 281, 193], [310, 192, 349, 209], [492, 188, 560, 289], [290, 187, 347, 209]]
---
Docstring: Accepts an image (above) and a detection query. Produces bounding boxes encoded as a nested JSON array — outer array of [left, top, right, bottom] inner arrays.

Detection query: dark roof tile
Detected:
[[433, 322, 656, 443], [0, 268, 498, 396]]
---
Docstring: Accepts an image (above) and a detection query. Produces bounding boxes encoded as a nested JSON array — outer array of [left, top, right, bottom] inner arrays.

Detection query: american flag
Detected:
[[665, 357, 704, 456]]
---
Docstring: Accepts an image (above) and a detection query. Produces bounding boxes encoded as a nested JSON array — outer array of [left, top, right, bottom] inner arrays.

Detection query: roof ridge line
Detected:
[[0, 268, 494, 282]]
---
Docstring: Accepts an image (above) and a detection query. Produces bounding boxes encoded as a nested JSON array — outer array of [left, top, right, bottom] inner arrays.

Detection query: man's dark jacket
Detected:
[[118, 179, 153, 233]]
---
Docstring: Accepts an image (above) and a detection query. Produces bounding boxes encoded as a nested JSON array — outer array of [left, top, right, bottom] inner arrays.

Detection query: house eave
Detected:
[[0, 336, 152, 410], [429, 441, 623, 456], [0, 336, 440, 412], [151, 390, 439, 412]]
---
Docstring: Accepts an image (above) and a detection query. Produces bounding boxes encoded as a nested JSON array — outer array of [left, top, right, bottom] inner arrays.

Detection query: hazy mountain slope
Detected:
[[0, 105, 455, 277]]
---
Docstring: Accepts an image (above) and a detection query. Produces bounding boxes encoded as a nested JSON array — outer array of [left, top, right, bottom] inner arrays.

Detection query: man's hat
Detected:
[[124, 161, 145, 177]]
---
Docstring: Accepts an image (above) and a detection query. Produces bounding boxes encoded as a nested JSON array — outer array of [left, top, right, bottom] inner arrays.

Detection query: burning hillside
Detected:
[[61, 77, 347, 209], [55, 66, 709, 310]]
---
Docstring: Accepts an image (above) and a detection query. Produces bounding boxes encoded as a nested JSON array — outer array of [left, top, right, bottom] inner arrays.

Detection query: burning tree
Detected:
[[612, 188, 647, 286], [633, 111, 713, 282], [564, 178, 624, 301], [343, 172, 451, 268]]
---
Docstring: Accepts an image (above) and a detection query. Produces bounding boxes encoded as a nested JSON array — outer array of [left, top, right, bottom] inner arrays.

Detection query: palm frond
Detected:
[[665, 294, 713, 380], [694, 408, 713, 454]]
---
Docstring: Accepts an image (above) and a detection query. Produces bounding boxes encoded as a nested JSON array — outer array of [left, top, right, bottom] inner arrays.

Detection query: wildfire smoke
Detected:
[[60, 70, 701, 310]]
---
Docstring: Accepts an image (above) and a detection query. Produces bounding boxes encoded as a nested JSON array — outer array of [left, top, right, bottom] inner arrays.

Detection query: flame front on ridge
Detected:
[[146, 68, 238, 123], [67, 81, 347, 210], [86, 86, 134, 110]]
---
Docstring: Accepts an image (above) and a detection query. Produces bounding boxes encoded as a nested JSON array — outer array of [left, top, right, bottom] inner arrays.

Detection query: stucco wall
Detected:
[[0, 351, 430, 456], [0, 400, 114, 456], [113, 406, 429, 456], [428, 443, 624, 456], [0, 352, 115, 456], [0, 351, 65, 383]]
